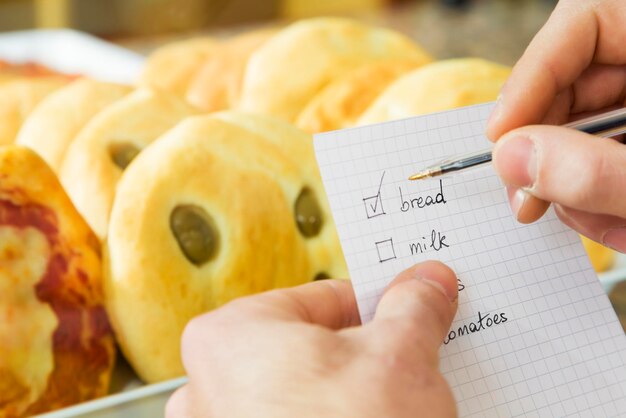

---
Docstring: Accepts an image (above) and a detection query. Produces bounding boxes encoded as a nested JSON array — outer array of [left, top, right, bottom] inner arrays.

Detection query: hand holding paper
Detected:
[[168, 262, 458, 418], [314, 102, 626, 417]]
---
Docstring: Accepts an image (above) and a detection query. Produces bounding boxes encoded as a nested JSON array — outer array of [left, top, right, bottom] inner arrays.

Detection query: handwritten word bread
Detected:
[[186, 29, 276, 112], [295, 60, 421, 133], [59, 88, 198, 240], [357, 58, 511, 125], [139, 37, 216, 95], [105, 112, 347, 382], [0, 146, 114, 417], [238, 18, 432, 122], [0, 78, 67, 146], [16, 79, 131, 172]]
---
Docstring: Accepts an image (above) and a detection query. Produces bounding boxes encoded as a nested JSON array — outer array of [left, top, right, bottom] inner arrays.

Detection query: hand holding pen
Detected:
[[410, 107, 626, 181], [447, 0, 626, 254]]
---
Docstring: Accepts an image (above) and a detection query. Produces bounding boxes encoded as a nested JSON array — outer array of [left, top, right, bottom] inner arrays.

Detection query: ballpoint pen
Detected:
[[408, 107, 626, 180]]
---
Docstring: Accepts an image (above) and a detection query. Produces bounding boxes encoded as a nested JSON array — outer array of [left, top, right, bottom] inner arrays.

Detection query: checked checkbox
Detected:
[[375, 238, 397, 263], [363, 171, 386, 219]]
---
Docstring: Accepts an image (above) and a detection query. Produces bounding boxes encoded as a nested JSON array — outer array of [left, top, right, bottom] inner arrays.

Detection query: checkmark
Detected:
[[363, 171, 386, 219], [369, 192, 381, 213]]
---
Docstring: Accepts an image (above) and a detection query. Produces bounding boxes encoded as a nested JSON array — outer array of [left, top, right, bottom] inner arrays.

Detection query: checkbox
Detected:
[[375, 238, 396, 263], [363, 171, 386, 220], [363, 192, 385, 219]]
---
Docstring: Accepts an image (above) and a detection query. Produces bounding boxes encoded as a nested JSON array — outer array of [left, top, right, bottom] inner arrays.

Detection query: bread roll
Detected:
[[59, 88, 198, 240], [357, 58, 511, 125], [16, 79, 130, 172], [0, 74, 18, 85], [105, 112, 347, 382], [140, 37, 216, 95], [238, 17, 432, 121], [0, 146, 114, 417], [296, 60, 420, 133], [186, 29, 277, 111], [0, 78, 67, 145]]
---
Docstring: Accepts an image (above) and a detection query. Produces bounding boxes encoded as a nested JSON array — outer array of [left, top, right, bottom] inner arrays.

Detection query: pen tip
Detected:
[[408, 171, 430, 181]]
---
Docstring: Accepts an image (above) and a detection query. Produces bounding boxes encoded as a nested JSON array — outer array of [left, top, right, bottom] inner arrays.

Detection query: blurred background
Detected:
[[1, 0, 558, 64]]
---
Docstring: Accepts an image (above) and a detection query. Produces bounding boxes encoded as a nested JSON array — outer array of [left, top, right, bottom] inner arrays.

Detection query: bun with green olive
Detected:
[[59, 88, 198, 240], [104, 112, 347, 382]]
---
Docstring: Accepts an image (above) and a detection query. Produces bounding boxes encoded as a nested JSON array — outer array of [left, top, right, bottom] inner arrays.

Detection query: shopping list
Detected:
[[314, 102, 626, 417]]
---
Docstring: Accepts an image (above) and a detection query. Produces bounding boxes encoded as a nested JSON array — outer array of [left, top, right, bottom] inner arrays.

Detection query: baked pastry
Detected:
[[357, 58, 511, 124], [238, 17, 432, 121], [0, 74, 18, 85], [295, 60, 421, 133], [0, 60, 73, 78], [16, 78, 130, 172], [59, 88, 198, 240], [0, 78, 67, 146], [105, 112, 347, 382], [186, 29, 277, 111], [140, 37, 216, 96], [0, 146, 114, 417]]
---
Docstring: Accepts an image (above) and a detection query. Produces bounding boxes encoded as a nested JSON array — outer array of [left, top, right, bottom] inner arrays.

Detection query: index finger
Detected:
[[487, 0, 626, 140]]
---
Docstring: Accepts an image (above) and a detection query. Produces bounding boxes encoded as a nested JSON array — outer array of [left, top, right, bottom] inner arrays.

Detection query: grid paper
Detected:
[[314, 103, 626, 417]]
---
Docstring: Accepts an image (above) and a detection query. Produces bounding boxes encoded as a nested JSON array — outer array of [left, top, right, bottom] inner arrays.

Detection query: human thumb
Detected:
[[371, 261, 458, 364]]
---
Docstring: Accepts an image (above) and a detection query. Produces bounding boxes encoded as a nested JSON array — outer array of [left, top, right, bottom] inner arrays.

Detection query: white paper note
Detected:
[[314, 103, 626, 417]]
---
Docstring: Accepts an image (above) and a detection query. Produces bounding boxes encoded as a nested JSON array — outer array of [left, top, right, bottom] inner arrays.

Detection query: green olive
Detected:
[[294, 187, 323, 237], [109, 142, 141, 170], [314, 272, 330, 281], [170, 205, 219, 266]]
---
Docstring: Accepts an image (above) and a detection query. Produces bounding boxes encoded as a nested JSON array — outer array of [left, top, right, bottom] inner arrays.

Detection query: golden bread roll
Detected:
[[105, 112, 347, 382], [16, 79, 131, 172], [296, 60, 421, 133], [238, 17, 432, 121], [0, 61, 72, 78], [0, 78, 67, 146], [140, 37, 216, 95], [0, 74, 18, 85], [581, 235, 615, 272], [186, 29, 277, 112], [0, 146, 114, 417], [59, 88, 198, 240], [357, 58, 511, 125]]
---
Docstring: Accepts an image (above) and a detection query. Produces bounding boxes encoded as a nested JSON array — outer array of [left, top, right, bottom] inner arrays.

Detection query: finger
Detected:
[[569, 64, 626, 114], [223, 279, 361, 329], [368, 261, 458, 365], [492, 125, 626, 218], [505, 186, 551, 224], [525, 65, 626, 128], [165, 385, 195, 418], [487, 0, 626, 140], [538, 89, 572, 126], [554, 205, 626, 253]]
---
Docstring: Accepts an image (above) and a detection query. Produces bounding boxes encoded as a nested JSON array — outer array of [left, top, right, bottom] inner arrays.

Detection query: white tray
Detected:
[[37, 377, 186, 418], [0, 29, 144, 84]]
